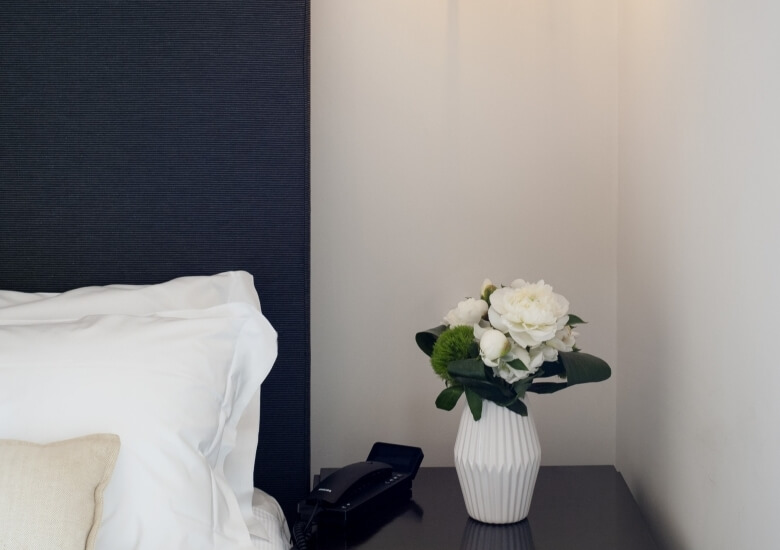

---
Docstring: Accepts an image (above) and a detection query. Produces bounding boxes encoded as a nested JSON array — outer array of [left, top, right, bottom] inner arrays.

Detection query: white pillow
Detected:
[[0, 271, 266, 538], [0, 434, 121, 550], [0, 271, 261, 312], [0, 304, 276, 549]]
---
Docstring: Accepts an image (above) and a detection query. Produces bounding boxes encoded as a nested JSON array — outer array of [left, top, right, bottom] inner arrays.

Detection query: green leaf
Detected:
[[447, 358, 489, 381], [461, 380, 516, 406], [465, 387, 483, 421], [506, 399, 529, 416], [415, 325, 446, 357], [454, 365, 521, 407], [512, 380, 530, 399], [533, 360, 566, 379], [527, 382, 570, 394], [507, 359, 528, 371], [528, 352, 611, 393], [467, 341, 480, 359], [558, 352, 611, 385], [435, 385, 464, 410], [567, 314, 587, 326]]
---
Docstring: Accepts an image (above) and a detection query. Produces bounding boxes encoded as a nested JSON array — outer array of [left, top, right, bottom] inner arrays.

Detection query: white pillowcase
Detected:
[[0, 271, 267, 539], [0, 304, 276, 549], [0, 271, 262, 312]]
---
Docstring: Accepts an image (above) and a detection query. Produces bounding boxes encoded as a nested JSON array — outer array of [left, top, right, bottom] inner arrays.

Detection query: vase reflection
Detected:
[[459, 518, 535, 550]]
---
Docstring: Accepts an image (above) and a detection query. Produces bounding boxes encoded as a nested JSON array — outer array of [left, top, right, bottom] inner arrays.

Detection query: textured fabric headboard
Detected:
[[0, 1, 310, 520]]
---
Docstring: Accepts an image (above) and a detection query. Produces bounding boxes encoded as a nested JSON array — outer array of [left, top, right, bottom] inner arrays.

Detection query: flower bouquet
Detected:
[[416, 278, 611, 420]]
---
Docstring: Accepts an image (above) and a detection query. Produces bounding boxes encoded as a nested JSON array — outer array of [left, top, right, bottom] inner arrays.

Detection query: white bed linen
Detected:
[[250, 489, 293, 550], [0, 272, 266, 539], [0, 273, 290, 547], [0, 305, 276, 549]]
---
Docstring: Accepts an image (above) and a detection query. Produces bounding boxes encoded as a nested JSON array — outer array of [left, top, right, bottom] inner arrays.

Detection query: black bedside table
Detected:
[[313, 466, 659, 550]]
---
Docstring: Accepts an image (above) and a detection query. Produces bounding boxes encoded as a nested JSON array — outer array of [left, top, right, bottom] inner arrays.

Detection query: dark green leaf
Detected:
[[507, 359, 528, 371], [527, 382, 570, 394], [435, 385, 464, 410], [447, 358, 489, 381], [512, 380, 530, 399], [467, 341, 480, 359], [559, 352, 611, 385], [465, 387, 483, 421], [506, 399, 529, 416], [456, 379, 513, 405], [415, 325, 446, 357], [527, 352, 611, 394], [567, 314, 587, 326], [534, 360, 566, 379]]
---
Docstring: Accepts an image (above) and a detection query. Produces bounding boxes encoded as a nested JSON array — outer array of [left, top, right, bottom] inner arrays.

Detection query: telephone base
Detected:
[[301, 468, 413, 527]]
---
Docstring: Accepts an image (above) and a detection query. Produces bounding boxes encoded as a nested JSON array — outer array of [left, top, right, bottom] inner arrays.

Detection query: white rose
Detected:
[[479, 329, 511, 367], [444, 298, 488, 327], [488, 280, 570, 348]]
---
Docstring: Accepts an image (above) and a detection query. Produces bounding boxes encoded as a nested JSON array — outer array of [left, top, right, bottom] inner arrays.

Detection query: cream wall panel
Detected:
[[311, 0, 618, 476]]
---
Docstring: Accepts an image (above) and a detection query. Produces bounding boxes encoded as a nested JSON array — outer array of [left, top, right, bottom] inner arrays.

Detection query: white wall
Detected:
[[618, 1, 780, 549], [311, 1, 617, 476], [312, 1, 780, 547]]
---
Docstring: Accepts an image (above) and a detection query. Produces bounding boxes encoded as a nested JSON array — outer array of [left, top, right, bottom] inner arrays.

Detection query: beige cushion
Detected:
[[0, 434, 120, 550]]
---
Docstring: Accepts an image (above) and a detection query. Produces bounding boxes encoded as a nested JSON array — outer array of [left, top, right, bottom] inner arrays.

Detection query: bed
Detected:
[[0, 2, 310, 549]]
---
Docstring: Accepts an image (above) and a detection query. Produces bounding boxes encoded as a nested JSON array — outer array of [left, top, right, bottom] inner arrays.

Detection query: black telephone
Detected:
[[293, 442, 423, 548], [308, 460, 394, 507]]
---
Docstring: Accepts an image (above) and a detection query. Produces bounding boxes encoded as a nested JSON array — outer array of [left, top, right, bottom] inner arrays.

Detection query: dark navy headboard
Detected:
[[0, 1, 310, 520]]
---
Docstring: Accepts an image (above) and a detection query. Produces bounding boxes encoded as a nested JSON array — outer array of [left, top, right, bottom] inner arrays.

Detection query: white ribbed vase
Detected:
[[453, 400, 541, 524]]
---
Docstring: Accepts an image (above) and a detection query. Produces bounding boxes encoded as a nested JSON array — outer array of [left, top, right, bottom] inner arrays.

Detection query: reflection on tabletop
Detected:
[[460, 518, 535, 550]]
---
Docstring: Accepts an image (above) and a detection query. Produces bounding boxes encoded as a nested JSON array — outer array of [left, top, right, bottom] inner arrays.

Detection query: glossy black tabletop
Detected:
[[313, 466, 659, 550]]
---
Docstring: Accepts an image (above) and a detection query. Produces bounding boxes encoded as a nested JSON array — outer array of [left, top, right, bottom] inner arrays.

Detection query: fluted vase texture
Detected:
[[453, 400, 541, 524]]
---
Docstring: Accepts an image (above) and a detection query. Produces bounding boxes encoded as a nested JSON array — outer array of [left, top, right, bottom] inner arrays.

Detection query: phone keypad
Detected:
[[384, 472, 403, 484]]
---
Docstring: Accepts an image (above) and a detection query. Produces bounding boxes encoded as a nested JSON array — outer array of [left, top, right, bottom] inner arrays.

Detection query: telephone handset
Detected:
[[297, 442, 424, 529], [309, 460, 393, 505]]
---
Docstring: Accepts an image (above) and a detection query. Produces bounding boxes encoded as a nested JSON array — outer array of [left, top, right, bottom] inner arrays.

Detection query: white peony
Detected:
[[481, 278, 497, 301], [494, 362, 530, 384], [472, 320, 490, 340], [488, 280, 570, 348], [546, 325, 577, 353], [488, 339, 546, 383], [527, 345, 547, 370], [443, 298, 488, 327], [479, 329, 511, 366]]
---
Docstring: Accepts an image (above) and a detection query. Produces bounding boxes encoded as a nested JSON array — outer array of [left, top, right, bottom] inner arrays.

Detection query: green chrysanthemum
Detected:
[[431, 325, 475, 382]]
